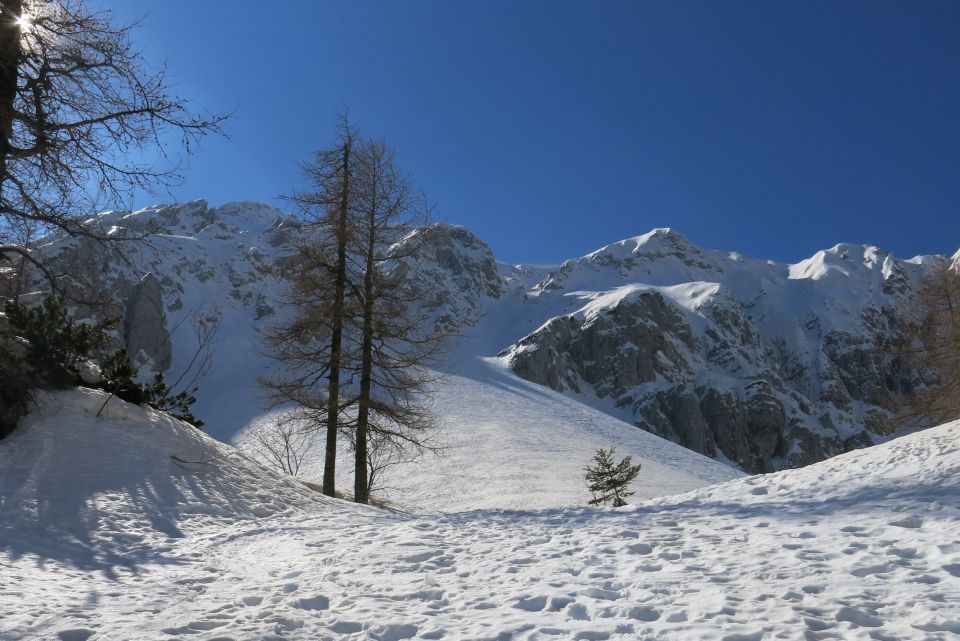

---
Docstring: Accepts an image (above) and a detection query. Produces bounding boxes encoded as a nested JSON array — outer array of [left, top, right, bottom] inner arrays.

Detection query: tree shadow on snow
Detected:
[[0, 408, 328, 578]]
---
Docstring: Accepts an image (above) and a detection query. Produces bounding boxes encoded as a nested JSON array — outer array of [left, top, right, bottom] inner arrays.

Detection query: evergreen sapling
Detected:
[[584, 447, 641, 507]]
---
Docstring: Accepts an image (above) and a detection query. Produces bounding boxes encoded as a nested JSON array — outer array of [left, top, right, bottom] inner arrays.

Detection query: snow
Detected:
[[9, 200, 959, 637], [252, 353, 740, 514], [569, 282, 722, 322], [2, 389, 958, 640], [29, 201, 948, 474]]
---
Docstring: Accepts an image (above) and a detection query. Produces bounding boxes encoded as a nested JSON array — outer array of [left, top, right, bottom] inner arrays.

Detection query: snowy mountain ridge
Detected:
[[32, 199, 947, 475], [504, 225, 934, 472]]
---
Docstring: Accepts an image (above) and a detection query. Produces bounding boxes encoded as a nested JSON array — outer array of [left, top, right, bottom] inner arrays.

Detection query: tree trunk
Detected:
[[0, 0, 23, 188], [323, 138, 351, 497], [354, 183, 377, 504]]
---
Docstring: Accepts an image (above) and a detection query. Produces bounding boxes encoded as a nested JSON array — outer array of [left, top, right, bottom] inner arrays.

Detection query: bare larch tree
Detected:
[[261, 115, 358, 498], [348, 138, 444, 503], [263, 122, 447, 504]]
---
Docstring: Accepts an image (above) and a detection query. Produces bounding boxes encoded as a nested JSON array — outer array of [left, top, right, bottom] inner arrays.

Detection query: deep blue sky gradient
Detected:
[[107, 1, 960, 264]]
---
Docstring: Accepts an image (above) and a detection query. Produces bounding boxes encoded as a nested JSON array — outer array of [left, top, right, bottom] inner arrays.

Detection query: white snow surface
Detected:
[[2, 389, 959, 640], [242, 352, 739, 514]]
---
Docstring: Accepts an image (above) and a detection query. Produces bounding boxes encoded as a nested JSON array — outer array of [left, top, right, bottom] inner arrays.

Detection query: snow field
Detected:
[[238, 356, 741, 513], [1, 390, 958, 640]]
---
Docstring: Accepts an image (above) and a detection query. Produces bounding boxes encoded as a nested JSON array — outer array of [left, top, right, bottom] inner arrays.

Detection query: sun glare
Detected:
[[14, 12, 31, 31]]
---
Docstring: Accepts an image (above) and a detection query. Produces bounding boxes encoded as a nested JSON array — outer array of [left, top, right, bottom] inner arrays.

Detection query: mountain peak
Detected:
[[584, 227, 694, 261]]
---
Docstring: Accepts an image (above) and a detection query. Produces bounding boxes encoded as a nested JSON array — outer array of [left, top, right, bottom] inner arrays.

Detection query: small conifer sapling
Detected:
[[584, 447, 641, 507]]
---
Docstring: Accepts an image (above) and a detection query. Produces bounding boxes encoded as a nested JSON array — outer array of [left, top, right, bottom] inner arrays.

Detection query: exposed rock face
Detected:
[[34, 200, 296, 383], [504, 232, 935, 473], [123, 273, 171, 370], [511, 291, 693, 394], [508, 293, 797, 473], [391, 223, 504, 330]]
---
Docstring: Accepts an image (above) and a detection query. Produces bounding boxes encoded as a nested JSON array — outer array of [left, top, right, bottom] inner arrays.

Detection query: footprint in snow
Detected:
[[627, 543, 652, 555], [566, 602, 591, 621], [835, 605, 882, 627], [293, 594, 330, 611], [329, 620, 363, 634], [513, 595, 548, 611], [368, 623, 418, 640], [889, 515, 924, 529], [721, 632, 764, 641], [908, 573, 941, 584], [849, 563, 894, 577], [628, 605, 660, 622], [886, 546, 920, 559]]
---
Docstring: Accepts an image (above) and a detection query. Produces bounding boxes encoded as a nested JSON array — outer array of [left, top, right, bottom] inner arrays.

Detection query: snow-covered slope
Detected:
[[2, 390, 958, 640], [241, 351, 740, 513], [29, 201, 947, 479], [0, 389, 334, 566]]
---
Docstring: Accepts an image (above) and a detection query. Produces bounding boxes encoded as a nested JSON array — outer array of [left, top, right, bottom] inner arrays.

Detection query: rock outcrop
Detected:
[[123, 273, 171, 370], [391, 223, 504, 330]]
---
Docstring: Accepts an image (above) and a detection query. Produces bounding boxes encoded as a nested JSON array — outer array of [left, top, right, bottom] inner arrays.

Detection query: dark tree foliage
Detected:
[[0, 297, 203, 438], [0, 295, 106, 438], [143, 375, 202, 428], [584, 447, 641, 508], [0, 348, 27, 438], [99, 348, 203, 428], [98, 348, 147, 402], [2, 295, 108, 387]]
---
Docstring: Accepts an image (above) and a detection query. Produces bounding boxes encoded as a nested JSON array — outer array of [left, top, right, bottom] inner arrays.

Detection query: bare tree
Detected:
[[263, 122, 448, 504], [348, 138, 446, 503], [261, 115, 358, 498], [343, 427, 419, 504], [162, 307, 221, 395], [899, 258, 960, 426], [0, 1, 226, 290], [251, 414, 314, 477]]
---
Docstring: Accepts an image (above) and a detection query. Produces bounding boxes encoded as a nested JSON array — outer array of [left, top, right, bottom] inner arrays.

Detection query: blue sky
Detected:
[[108, 1, 959, 265]]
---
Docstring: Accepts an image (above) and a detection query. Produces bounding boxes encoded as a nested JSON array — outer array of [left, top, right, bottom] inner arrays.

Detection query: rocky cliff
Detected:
[[503, 230, 936, 472]]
